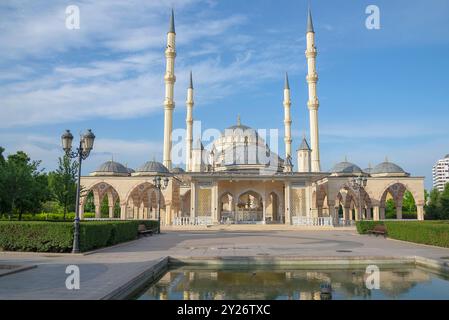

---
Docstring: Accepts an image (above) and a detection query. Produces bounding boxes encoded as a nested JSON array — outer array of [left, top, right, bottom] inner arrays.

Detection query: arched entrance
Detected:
[[125, 182, 165, 221], [219, 192, 234, 223], [236, 190, 264, 224], [80, 182, 120, 219], [380, 183, 417, 220]]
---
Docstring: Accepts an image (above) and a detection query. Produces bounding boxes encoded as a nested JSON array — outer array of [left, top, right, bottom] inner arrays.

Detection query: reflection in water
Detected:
[[136, 266, 449, 300]]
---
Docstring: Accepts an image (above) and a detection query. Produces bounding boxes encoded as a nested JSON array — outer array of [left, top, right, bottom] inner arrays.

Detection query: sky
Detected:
[[0, 0, 448, 189]]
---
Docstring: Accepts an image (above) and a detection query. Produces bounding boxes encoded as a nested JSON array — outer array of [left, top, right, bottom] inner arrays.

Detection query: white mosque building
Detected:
[[79, 9, 425, 226]]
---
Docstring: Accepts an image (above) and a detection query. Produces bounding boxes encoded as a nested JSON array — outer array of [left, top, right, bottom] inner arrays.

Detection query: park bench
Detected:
[[367, 225, 387, 238], [138, 224, 158, 237]]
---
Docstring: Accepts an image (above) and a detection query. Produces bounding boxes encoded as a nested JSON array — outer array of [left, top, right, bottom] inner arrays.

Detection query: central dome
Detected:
[[210, 118, 283, 172]]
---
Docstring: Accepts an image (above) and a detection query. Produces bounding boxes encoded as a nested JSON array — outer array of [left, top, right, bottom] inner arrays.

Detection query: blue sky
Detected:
[[0, 0, 448, 189]]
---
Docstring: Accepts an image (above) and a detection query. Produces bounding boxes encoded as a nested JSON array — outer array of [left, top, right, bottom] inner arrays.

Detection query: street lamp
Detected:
[[61, 129, 96, 253], [153, 175, 169, 234], [349, 175, 368, 222]]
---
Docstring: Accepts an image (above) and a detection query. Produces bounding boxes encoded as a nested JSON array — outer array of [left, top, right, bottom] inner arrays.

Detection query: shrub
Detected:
[[384, 221, 449, 248], [0, 212, 95, 221], [356, 221, 384, 234], [0, 220, 159, 253], [356, 220, 449, 248], [0, 221, 73, 252]]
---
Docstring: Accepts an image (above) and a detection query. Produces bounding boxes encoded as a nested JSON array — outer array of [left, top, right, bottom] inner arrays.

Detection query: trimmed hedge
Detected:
[[356, 220, 449, 248], [0, 220, 160, 253], [0, 221, 73, 252], [0, 212, 95, 221]]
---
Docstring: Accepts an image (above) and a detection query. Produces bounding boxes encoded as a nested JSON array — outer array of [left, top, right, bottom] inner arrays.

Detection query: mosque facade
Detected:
[[79, 9, 425, 226]]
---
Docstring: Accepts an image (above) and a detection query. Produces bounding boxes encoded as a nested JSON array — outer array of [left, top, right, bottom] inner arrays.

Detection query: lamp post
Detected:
[[153, 175, 169, 234], [61, 129, 96, 253], [349, 175, 368, 221]]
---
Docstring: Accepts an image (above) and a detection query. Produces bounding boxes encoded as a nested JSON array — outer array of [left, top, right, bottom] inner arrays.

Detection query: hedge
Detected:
[[0, 221, 73, 252], [0, 212, 95, 221], [356, 220, 449, 248], [0, 220, 159, 253]]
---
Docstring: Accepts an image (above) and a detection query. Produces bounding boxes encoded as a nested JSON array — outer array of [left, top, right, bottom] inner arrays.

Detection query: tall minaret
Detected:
[[163, 9, 176, 170], [185, 71, 194, 172], [283, 72, 292, 160], [305, 8, 321, 172]]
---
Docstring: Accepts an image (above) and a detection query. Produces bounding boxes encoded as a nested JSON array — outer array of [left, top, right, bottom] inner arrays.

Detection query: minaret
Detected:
[[297, 136, 311, 173], [163, 9, 176, 170], [305, 8, 321, 172], [283, 72, 292, 160], [185, 71, 194, 172]]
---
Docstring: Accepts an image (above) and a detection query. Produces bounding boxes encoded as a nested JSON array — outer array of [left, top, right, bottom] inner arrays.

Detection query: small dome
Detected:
[[96, 161, 128, 174], [127, 167, 135, 174], [372, 162, 407, 175], [363, 167, 373, 174], [331, 161, 363, 175], [91, 161, 129, 176], [172, 167, 185, 174], [136, 161, 169, 174]]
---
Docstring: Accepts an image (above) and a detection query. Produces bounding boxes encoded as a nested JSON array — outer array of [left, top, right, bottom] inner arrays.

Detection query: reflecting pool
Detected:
[[135, 265, 449, 300]]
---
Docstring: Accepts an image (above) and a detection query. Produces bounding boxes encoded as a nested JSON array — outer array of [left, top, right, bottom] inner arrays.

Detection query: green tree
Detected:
[[385, 199, 396, 219], [0, 151, 49, 220], [425, 188, 441, 220], [402, 191, 417, 215], [440, 183, 449, 220], [48, 156, 78, 220]]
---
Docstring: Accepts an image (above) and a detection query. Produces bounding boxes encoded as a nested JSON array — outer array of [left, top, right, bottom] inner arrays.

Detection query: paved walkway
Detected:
[[1, 229, 449, 299]]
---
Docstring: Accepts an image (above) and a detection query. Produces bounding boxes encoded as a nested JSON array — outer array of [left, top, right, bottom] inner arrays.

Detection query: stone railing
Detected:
[[292, 216, 334, 227], [172, 216, 213, 226]]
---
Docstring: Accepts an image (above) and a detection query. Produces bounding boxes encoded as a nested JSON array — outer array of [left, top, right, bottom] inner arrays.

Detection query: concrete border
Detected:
[[101, 257, 169, 300], [0, 264, 37, 277]]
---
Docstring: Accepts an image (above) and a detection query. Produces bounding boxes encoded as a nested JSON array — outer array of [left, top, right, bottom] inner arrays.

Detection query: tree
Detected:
[[402, 191, 417, 215], [439, 183, 449, 220], [0, 151, 49, 220], [48, 156, 78, 220], [425, 188, 442, 220]]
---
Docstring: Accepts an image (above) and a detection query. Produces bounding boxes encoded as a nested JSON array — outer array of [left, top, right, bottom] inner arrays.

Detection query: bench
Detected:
[[138, 224, 158, 237], [367, 225, 387, 237]]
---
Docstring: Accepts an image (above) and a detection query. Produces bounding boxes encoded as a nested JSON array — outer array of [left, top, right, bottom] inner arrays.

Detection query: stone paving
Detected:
[[1, 228, 449, 299]]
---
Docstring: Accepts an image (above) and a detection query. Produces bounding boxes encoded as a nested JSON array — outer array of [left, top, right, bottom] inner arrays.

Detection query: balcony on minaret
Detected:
[[164, 99, 175, 109], [307, 99, 319, 110], [305, 48, 317, 58], [306, 73, 319, 83], [164, 73, 176, 82]]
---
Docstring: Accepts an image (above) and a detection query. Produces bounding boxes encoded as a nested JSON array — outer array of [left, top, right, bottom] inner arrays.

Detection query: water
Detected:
[[135, 265, 449, 300]]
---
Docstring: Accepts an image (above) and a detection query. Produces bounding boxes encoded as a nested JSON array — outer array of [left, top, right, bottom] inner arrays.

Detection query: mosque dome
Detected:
[[331, 161, 363, 176], [371, 161, 409, 177], [210, 117, 284, 172], [134, 161, 169, 176], [172, 167, 185, 174], [90, 161, 130, 176]]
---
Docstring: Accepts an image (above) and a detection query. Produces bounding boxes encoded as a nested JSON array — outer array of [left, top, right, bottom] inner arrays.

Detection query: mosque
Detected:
[[79, 9, 425, 226]]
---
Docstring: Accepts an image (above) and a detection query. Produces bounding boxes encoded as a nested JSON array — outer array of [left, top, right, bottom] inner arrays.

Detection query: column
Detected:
[[262, 198, 267, 224], [285, 183, 292, 224], [108, 206, 114, 218], [190, 181, 197, 222], [120, 204, 127, 220], [328, 203, 337, 226], [211, 183, 219, 224], [372, 206, 380, 221], [396, 206, 403, 220], [343, 206, 350, 221], [95, 204, 101, 218], [417, 205, 424, 221], [79, 204, 85, 220]]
